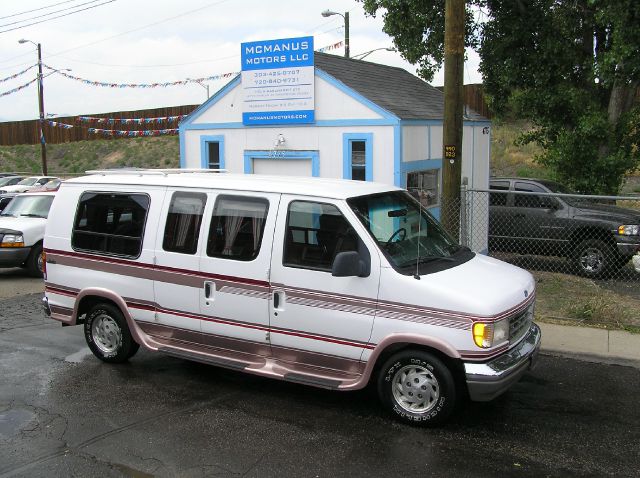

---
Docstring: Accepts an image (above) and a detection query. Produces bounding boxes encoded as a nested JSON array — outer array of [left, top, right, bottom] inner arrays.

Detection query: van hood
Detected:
[[0, 216, 46, 247], [379, 254, 535, 317]]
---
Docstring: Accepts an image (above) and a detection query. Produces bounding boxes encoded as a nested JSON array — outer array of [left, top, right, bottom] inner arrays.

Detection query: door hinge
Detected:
[[153, 255, 157, 265], [265, 331, 270, 342]]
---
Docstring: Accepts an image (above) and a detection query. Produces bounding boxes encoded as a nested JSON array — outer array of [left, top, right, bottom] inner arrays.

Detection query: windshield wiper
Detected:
[[0, 213, 16, 217], [417, 255, 456, 264], [19, 213, 46, 218]]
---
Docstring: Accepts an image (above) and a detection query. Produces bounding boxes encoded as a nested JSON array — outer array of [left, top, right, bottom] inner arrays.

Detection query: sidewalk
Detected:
[[538, 321, 640, 365]]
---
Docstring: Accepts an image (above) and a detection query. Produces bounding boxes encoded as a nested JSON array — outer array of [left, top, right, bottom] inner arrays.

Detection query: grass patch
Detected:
[[533, 270, 640, 331]]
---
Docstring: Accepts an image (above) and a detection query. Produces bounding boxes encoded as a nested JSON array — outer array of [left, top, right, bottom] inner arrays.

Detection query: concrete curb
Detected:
[[538, 322, 640, 365]]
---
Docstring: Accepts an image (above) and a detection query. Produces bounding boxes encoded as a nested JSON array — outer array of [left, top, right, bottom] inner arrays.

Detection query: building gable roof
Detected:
[[314, 52, 486, 121]]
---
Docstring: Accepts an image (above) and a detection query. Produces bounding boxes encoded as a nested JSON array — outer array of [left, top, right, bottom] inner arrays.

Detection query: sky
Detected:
[[0, 0, 482, 122]]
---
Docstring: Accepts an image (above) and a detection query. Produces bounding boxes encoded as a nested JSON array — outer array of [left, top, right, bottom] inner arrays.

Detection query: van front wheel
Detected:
[[377, 350, 456, 426], [84, 303, 139, 363]]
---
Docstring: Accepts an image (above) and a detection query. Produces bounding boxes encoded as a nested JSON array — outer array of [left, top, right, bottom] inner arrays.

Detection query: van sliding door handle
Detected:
[[204, 281, 215, 299], [273, 292, 280, 309]]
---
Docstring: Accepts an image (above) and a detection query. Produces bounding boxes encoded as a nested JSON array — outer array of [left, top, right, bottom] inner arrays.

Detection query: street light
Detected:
[[321, 9, 349, 58], [352, 47, 396, 60], [18, 38, 47, 175], [187, 78, 210, 101]]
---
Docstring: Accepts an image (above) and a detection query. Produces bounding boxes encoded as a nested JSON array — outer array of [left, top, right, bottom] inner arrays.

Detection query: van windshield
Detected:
[[347, 191, 474, 275]]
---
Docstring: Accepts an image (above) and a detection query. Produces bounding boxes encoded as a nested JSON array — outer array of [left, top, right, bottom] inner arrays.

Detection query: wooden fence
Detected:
[[0, 105, 199, 146]]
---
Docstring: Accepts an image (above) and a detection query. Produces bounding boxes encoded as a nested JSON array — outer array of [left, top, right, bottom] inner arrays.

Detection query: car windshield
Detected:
[[0, 177, 19, 186], [0, 195, 54, 218], [348, 191, 465, 273], [16, 177, 39, 186]]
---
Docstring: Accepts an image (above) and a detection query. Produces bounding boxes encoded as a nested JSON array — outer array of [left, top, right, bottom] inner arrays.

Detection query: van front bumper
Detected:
[[464, 323, 541, 402]]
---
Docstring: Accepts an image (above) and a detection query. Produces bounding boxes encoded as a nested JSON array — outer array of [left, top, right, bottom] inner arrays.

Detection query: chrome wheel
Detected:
[[579, 247, 605, 274], [91, 313, 122, 354], [391, 364, 440, 414]]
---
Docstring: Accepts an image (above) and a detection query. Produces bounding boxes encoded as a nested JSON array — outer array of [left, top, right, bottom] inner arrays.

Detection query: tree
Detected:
[[361, 0, 640, 194]]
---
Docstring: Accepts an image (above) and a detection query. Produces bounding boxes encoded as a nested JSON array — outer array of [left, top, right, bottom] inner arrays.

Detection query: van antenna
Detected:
[[414, 196, 422, 280]]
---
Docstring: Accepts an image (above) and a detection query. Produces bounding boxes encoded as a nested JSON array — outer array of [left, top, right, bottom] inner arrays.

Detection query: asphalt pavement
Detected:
[[1, 292, 640, 477]]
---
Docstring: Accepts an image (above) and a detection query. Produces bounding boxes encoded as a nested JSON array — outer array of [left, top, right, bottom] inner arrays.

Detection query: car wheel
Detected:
[[25, 243, 43, 278], [84, 303, 139, 363], [572, 239, 616, 279], [377, 349, 456, 426]]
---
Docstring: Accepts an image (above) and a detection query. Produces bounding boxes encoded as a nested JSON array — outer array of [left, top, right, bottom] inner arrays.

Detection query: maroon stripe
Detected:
[[45, 248, 269, 288]]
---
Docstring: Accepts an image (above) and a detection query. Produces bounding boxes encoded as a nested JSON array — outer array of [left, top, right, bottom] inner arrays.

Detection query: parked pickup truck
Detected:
[[488, 178, 640, 278]]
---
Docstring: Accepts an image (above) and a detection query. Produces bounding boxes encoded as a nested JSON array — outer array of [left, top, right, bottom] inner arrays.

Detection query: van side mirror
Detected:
[[332, 251, 368, 277]]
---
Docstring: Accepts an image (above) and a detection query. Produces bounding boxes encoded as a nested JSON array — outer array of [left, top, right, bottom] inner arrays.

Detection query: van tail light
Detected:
[[42, 250, 47, 279]]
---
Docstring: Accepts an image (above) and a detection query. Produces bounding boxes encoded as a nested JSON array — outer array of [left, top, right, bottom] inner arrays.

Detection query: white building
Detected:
[[179, 52, 490, 250]]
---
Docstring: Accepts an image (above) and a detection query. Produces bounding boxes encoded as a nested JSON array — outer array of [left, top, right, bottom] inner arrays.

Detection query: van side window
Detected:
[[284, 201, 358, 271], [163, 192, 207, 254], [206, 196, 268, 261], [72, 192, 149, 258]]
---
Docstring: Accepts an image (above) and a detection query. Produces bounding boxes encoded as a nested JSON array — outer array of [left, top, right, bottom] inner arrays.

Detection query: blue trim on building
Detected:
[[181, 76, 241, 127], [179, 125, 186, 168], [401, 119, 491, 127], [393, 124, 402, 187], [243, 150, 320, 177], [183, 119, 396, 130], [342, 133, 373, 181], [315, 69, 399, 121], [199, 135, 225, 169]]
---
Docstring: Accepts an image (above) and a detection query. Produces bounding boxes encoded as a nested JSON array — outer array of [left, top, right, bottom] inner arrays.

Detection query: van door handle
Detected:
[[204, 281, 215, 299], [273, 291, 284, 311]]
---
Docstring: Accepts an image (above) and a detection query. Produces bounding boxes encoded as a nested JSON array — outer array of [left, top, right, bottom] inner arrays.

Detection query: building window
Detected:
[[163, 192, 207, 255], [351, 140, 366, 181], [208, 142, 220, 169], [72, 192, 149, 258], [407, 169, 440, 208], [206, 196, 269, 261], [343, 133, 372, 181]]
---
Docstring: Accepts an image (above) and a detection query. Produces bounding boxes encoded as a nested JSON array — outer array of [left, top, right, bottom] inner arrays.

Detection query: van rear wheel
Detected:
[[377, 349, 456, 426], [84, 303, 139, 363]]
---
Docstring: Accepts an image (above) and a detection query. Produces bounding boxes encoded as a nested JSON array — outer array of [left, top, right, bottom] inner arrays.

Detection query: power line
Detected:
[[0, 0, 104, 29], [0, 0, 117, 34], [47, 0, 232, 58], [0, 0, 79, 20]]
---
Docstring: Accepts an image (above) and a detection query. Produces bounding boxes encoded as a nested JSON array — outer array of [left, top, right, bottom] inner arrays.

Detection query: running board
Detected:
[[158, 347, 249, 371], [284, 373, 342, 390]]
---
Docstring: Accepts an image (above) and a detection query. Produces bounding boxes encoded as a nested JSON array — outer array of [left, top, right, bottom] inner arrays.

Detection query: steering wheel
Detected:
[[385, 227, 406, 247]]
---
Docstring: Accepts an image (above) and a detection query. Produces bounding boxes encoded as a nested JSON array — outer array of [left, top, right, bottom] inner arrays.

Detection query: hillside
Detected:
[[0, 136, 179, 175], [0, 125, 637, 193]]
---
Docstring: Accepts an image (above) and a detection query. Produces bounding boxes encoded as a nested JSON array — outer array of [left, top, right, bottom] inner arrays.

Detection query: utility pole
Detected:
[[36, 43, 47, 175], [321, 10, 350, 58], [441, 0, 465, 241]]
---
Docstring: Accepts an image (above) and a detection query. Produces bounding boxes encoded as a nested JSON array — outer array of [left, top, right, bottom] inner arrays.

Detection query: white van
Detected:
[[43, 170, 540, 426]]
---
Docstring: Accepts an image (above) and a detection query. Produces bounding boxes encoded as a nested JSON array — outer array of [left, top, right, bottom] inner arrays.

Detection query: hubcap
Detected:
[[91, 314, 122, 354], [580, 247, 604, 273], [36, 253, 43, 273], [391, 364, 440, 414]]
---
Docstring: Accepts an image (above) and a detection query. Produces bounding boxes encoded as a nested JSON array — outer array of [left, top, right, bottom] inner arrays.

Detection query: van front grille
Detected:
[[509, 304, 534, 343]]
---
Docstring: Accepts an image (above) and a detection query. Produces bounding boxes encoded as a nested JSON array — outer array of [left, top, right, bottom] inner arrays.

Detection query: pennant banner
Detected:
[[87, 127, 179, 137], [46, 120, 74, 129], [317, 40, 344, 52], [0, 77, 37, 98], [40, 41, 345, 90], [0, 65, 37, 84], [77, 115, 187, 124]]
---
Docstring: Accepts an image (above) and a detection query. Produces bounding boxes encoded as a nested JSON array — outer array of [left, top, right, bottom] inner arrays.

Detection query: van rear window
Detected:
[[72, 192, 149, 258]]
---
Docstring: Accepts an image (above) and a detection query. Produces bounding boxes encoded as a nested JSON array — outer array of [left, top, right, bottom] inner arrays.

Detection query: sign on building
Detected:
[[241, 36, 314, 125]]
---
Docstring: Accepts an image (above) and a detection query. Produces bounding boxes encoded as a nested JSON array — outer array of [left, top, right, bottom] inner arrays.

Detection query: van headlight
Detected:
[[473, 318, 509, 348], [1, 234, 25, 247], [618, 225, 639, 236]]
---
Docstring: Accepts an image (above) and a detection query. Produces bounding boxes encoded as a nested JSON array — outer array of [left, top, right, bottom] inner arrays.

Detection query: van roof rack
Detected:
[[85, 168, 227, 176]]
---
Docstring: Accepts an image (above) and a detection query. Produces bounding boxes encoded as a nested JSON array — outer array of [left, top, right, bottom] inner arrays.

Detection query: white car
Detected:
[[0, 176, 59, 194], [0, 191, 56, 276]]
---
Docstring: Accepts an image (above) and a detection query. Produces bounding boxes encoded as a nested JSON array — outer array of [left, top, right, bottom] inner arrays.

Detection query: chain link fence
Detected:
[[436, 186, 640, 327]]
